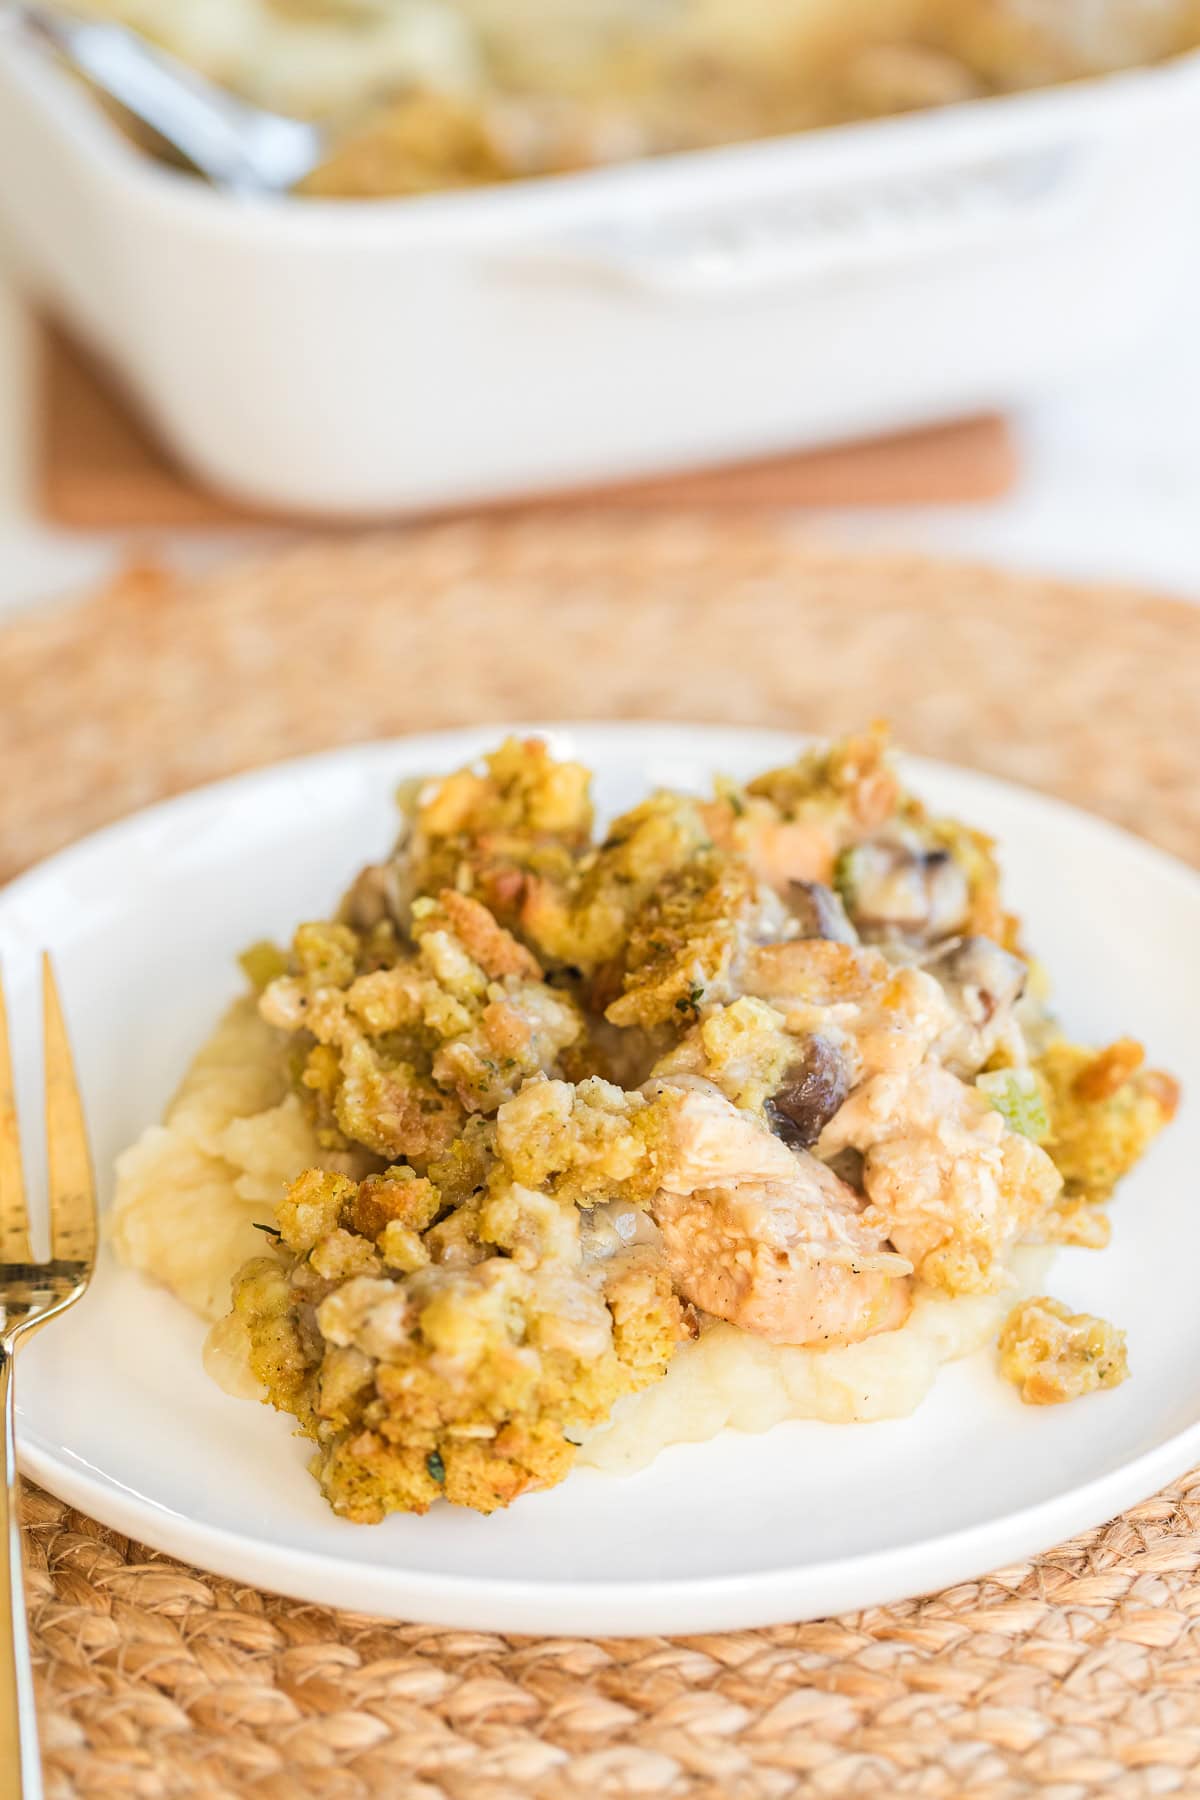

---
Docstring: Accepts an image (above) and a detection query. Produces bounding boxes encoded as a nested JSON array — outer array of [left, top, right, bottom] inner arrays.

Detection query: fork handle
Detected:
[[0, 1346, 42, 1799]]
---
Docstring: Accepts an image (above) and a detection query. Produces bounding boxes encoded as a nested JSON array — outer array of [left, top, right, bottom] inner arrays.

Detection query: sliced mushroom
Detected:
[[834, 840, 969, 944], [766, 1036, 850, 1150], [339, 861, 403, 931], [925, 935, 1026, 1025], [787, 879, 859, 945]]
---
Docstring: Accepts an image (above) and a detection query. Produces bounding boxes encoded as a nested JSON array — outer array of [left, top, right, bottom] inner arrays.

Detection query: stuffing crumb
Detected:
[[1038, 1038, 1179, 1204], [999, 1296, 1129, 1405]]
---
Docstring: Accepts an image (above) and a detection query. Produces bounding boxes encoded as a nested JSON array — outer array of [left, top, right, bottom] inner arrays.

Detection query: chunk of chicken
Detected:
[[819, 1061, 1062, 1294], [653, 1161, 911, 1347], [642, 1076, 910, 1347], [705, 798, 842, 890], [740, 940, 971, 1084], [741, 935, 1030, 1089], [499, 1073, 911, 1348], [641, 1077, 800, 1192]]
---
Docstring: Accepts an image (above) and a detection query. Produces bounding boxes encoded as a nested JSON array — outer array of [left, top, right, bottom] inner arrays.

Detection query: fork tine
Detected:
[[42, 955, 96, 1268], [0, 968, 32, 1265]]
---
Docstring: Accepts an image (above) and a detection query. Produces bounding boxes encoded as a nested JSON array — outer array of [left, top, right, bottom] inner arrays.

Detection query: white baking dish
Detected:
[[0, 19, 1198, 517]]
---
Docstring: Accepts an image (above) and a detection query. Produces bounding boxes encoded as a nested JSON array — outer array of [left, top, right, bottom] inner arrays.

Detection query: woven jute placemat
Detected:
[[4, 516, 1200, 1799]]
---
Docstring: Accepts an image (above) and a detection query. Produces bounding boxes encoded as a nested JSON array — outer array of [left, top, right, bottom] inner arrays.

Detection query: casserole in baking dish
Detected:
[[0, 10, 1198, 514], [66, 0, 1200, 196]]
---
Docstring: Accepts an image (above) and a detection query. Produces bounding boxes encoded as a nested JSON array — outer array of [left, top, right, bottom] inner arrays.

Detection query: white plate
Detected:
[[3, 724, 1197, 1635]]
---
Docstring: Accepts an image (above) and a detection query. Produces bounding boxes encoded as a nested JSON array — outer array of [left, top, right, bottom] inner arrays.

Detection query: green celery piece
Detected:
[[833, 846, 867, 912], [976, 1069, 1050, 1142]]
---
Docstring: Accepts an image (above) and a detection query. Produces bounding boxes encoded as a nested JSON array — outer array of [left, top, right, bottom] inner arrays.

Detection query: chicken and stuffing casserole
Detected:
[[112, 730, 1179, 1519], [77, 0, 1200, 197]]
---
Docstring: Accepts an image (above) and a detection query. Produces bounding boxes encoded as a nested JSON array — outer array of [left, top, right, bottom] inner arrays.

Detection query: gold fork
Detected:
[[0, 957, 96, 1800]]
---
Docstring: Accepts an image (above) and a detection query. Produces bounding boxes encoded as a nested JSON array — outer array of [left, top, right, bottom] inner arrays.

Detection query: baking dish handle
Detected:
[[522, 139, 1100, 296]]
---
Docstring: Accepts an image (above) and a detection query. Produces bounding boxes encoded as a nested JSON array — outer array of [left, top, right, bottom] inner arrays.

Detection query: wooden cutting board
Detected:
[[36, 324, 1017, 527]]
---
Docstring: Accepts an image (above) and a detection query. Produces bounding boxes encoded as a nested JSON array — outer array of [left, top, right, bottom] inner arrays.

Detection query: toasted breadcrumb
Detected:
[[234, 1156, 683, 1519], [999, 1297, 1128, 1405], [258, 886, 583, 1162], [1038, 1038, 1180, 1204]]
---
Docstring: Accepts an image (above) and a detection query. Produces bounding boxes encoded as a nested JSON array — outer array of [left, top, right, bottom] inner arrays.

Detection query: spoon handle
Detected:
[[13, 3, 323, 193]]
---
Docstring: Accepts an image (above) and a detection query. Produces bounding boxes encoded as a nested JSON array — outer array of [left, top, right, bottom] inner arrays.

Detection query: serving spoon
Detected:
[[11, 1, 328, 193]]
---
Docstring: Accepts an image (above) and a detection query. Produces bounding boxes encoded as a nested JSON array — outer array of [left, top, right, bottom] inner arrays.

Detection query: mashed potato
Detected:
[[580, 1244, 1051, 1471], [111, 998, 362, 1321]]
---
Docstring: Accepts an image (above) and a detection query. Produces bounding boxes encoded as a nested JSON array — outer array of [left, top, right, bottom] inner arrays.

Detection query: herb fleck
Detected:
[[426, 1450, 446, 1485], [674, 983, 706, 1020]]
